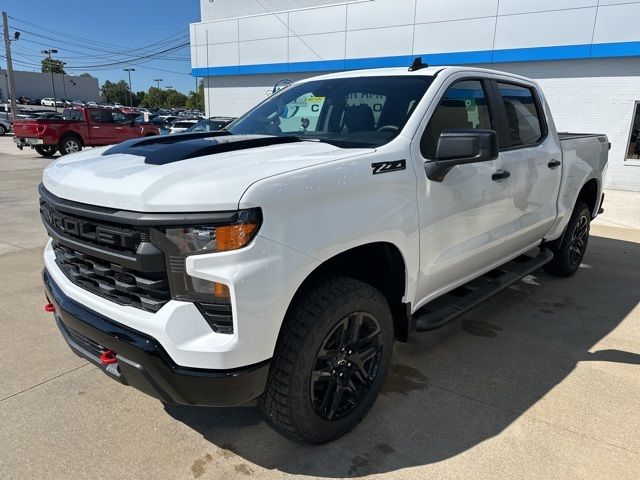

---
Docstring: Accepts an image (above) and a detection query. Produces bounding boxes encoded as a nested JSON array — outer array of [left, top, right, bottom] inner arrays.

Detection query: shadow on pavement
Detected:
[[166, 233, 640, 477]]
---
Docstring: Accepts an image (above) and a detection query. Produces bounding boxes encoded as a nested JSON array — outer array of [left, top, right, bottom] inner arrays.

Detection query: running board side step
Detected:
[[413, 249, 553, 332]]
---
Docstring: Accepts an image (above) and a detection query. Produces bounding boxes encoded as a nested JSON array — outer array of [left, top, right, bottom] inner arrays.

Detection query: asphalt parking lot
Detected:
[[1, 135, 639, 479]]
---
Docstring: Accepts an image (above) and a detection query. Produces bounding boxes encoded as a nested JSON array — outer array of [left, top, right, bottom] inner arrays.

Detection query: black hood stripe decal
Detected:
[[102, 132, 302, 165]]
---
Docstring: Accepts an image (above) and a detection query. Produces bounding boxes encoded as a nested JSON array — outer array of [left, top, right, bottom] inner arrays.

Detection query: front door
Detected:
[[110, 111, 140, 141], [414, 78, 513, 305], [87, 109, 117, 145]]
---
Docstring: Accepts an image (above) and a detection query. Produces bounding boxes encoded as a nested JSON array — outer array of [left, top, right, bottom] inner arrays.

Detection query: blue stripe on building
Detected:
[[192, 41, 640, 77]]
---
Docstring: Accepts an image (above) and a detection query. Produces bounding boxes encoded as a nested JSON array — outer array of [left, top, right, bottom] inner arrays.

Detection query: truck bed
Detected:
[[558, 132, 607, 141]]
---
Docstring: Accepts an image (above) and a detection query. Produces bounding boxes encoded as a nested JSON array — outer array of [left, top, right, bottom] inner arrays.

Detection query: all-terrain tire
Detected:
[[544, 201, 591, 277], [259, 277, 394, 444]]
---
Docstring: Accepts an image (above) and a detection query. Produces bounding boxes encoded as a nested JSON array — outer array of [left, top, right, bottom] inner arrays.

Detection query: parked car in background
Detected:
[[18, 96, 33, 105], [0, 104, 34, 122], [86, 101, 98, 107], [41, 98, 56, 107], [184, 117, 236, 133], [0, 118, 11, 135], [151, 115, 178, 134], [169, 119, 198, 134], [14, 107, 160, 157]]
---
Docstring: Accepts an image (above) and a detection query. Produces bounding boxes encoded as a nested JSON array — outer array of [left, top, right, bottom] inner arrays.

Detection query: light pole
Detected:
[[154, 78, 162, 90], [61, 62, 68, 101], [42, 49, 58, 111], [123, 68, 135, 107]]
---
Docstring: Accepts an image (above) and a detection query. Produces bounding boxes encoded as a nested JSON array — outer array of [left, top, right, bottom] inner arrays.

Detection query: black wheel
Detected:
[[59, 135, 82, 155], [0, 124, 6, 136], [544, 201, 591, 277], [34, 145, 57, 157], [259, 277, 393, 444]]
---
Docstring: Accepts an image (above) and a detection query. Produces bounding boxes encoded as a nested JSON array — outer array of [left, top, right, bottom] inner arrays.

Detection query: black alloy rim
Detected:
[[569, 213, 589, 268], [310, 311, 383, 421]]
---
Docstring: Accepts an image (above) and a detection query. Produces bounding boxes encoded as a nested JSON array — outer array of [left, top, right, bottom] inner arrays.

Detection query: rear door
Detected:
[[490, 80, 562, 252], [414, 77, 512, 303]]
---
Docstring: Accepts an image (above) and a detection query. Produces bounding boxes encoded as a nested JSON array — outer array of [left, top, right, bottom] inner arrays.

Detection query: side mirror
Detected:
[[425, 129, 499, 182]]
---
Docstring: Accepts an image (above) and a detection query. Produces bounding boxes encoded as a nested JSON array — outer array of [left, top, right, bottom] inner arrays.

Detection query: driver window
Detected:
[[421, 79, 492, 158], [111, 111, 131, 124]]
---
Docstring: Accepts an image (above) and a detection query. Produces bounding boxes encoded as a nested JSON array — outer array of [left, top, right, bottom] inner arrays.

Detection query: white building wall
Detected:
[[193, 0, 640, 191]]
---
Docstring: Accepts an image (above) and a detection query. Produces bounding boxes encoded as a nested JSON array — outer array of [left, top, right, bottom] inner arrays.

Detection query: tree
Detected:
[[79, 73, 94, 78], [132, 91, 146, 107], [100, 80, 130, 105], [41, 59, 65, 74], [140, 87, 166, 108], [185, 79, 204, 111], [165, 89, 187, 108]]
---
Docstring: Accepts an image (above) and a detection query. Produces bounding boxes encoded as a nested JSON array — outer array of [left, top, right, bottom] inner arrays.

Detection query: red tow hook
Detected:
[[100, 350, 118, 366], [44, 303, 56, 313]]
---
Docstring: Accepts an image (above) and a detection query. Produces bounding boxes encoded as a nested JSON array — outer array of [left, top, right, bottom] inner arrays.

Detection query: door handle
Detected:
[[93, 126, 100, 129], [548, 159, 561, 169], [492, 170, 511, 181]]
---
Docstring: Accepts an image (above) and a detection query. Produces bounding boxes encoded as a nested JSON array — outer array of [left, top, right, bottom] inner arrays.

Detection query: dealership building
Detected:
[[0, 69, 100, 103], [191, 0, 640, 191]]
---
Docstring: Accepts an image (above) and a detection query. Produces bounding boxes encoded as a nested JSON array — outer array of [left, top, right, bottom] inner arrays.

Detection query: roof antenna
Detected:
[[409, 56, 428, 71]]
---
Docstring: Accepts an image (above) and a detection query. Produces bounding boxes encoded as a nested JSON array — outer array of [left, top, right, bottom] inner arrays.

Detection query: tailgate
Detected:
[[13, 120, 44, 138]]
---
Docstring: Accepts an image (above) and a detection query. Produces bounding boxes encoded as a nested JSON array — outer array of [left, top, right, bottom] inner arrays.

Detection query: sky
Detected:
[[3, 0, 201, 94]]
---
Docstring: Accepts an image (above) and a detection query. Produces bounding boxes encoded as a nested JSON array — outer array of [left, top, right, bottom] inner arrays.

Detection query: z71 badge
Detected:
[[371, 160, 406, 175]]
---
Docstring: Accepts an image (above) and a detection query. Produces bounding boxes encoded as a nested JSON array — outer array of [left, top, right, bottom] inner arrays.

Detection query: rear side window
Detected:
[[62, 109, 82, 121], [421, 80, 493, 158], [88, 109, 112, 124], [496, 82, 543, 147]]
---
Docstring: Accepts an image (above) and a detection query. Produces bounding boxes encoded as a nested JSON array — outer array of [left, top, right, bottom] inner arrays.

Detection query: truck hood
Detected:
[[43, 134, 373, 211]]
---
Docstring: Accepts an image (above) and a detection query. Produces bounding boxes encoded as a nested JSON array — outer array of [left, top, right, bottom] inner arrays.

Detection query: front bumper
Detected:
[[44, 269, 270, 406]]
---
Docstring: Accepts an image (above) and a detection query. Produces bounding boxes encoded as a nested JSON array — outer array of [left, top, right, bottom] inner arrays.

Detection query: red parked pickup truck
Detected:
[[14, 107, 160, 157]]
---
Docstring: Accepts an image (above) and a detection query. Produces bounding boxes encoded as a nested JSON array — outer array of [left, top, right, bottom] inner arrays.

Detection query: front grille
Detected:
[[53, 242, 170, 312], [64, 324, 104, 359], [40, 202, 144, 253]]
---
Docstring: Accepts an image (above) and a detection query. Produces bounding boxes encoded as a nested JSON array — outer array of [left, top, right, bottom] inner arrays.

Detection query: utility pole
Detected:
[[154, 78, 162, 90], [123, 68, 135, 107], [2, 12, 18, 123], [42, 49, 59, 112]]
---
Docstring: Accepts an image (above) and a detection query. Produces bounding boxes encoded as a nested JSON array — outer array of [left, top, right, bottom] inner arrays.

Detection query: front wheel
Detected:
[[259, 277, 393, 444], [544, 201, 591, 277], [0, 124, 6, 136], [59, 136, 83, 156], [34, 145, 57, 157]]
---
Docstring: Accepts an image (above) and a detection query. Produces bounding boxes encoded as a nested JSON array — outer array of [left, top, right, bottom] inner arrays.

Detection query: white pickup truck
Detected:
[[40, 62, 608, 443]]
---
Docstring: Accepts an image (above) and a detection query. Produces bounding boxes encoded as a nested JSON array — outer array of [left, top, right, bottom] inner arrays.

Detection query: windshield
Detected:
[[186, 119, 229, 133], [227, 75, 433, 148]]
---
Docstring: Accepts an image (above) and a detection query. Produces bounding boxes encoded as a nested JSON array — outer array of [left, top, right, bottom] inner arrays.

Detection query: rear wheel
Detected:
[[0, 124, 6, 136], [34, 145, 57, 157], [59, 135, 82, 155], [259, 277, 393, 444], [544, 201, 591, 277]]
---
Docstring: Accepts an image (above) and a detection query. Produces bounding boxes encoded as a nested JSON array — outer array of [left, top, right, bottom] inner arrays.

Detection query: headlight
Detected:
[[151, 208, 261, 304]]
